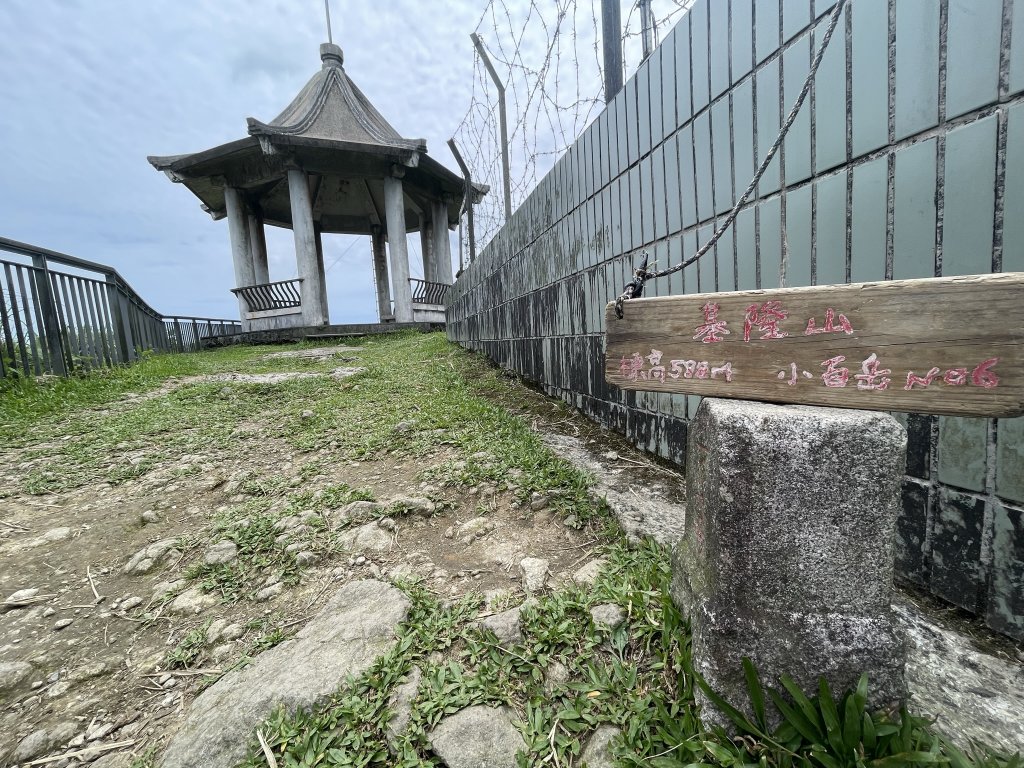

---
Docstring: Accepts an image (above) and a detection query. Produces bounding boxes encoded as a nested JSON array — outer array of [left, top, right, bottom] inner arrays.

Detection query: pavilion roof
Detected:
[[148, 44, 486, 234]]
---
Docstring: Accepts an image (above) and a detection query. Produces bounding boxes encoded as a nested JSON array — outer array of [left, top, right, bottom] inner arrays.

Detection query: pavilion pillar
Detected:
[[371, 226, 393, 322], [420, 220, 436, 284], [431, 199, 454, 285], [248, 211, 269, 285], [224, 186, 255, 322], [383, 172, 414, 323], [313, 222, 330, 321], [287, 168, 329, 326]]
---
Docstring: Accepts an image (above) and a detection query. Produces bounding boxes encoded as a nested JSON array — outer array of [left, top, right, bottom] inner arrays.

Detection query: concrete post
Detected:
[[313, 223, 330, 322], [224, 187, 256, 324], [432, 199, 454, 284], [420, 220, 436, 284], [383, 174, 413, 323], [248, 212, 270, 285], [672, 399, 907, 729], [371, 226, 393, 322], [287, 168, 329, 326]]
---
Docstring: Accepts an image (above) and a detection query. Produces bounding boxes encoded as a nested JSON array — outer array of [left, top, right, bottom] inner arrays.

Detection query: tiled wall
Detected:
[[447, 0, 1024, 641]]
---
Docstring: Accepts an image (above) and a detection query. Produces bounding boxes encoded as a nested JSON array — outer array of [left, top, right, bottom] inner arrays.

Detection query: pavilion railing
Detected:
[[231, 279, 303, 313], [410, 278, 449, 305], [0, 237, 240, 379]]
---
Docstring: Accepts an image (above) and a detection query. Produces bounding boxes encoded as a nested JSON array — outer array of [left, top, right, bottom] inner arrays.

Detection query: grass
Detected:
[[1, 334, 601, 525], [238, 540, 1021, 768]]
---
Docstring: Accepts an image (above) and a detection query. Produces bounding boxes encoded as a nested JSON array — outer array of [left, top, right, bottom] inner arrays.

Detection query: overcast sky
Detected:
[[0, 1, 667, 324], [0, 1, 497, 323]]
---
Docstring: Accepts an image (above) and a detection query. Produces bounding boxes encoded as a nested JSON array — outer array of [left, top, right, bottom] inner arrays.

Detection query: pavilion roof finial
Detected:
[[324, 0, 334, 45]]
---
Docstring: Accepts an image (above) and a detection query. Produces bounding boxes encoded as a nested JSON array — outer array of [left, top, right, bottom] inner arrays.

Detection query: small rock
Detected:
[[296, 551, 318, 567], [580, 724, 622, 768], [255, 583, 284, 602], [520, 557, 549, 594], [0, 660, 33, 693], [393, 420, 415, 433], [69, 661, 109, 682], [331, 500, 383, 526], [4, 588, 41, 609], [14, 722, 75, 761], [572, 558, 608, 587], [563, 514, 581, 529], [87, 722, 116, 741], [428, 705, 526, 768], [206, 618, 229, 644], [355, 556, 367, 566], [140, 511, 162, 524], [377, 517, 397, 531], [120, 596, 143, 612], [168, 586, 219, 615], [203, 540, 238, 565], [478, 607, 524, 648], [590, 603, 626, 630], [123, 538, 179, 575], [53, 618, 74, 631], [457, 517, 496, 544], [545, 660, 571, 694], [300, 409, 315, 420], [220, 623, 244, 641], [340, 521, 393, 554], [42, 606, 56, 617], [40, 526, 72, 543], [530, 492, 550, 511], [47, 680, 71, 698]]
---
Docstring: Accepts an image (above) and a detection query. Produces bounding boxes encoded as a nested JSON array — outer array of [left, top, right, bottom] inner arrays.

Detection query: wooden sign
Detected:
[[605, 273, 1024, 418]]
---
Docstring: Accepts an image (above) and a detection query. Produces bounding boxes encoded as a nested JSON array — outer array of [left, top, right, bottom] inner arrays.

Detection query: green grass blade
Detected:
[[767, 688, 823, 746], [779, 677, 825, 743], [742, 657, 768, 731], [817, 677, 845, 755]]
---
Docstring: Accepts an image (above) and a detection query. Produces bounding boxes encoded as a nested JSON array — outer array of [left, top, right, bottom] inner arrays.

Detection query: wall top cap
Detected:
[[320, 43, 344, 69]]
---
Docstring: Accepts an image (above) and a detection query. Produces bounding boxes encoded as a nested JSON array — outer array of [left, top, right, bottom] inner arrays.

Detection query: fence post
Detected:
[[29, 254, 67, 376], [105, 274, 136, 362]]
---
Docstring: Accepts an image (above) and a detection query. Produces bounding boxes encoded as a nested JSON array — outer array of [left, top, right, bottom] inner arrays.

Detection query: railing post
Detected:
[[29, 254, 67, 376], [105, 273, 136, 362], [191, 319, 199, 351], [173, 319, 183, 352]]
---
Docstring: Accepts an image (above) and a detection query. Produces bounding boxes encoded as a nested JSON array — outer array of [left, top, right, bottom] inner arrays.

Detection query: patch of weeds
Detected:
[[127, 746, 159, 768], [184, 496, 307, 602], [299, 459, 325, 480], [245, 615, 295, 655], [288, 482, 374, 513], [108, 453, 167, 485], [166, 623, 210, 669], [239, 473, 290, 498]]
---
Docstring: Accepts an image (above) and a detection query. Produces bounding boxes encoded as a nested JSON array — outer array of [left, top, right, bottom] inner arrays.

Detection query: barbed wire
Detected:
[[452, 1, 695, 258]]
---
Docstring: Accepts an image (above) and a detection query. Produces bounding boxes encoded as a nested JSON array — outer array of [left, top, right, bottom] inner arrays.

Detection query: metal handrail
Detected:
[[410, 278, 449, 305], [0, 239, 239, 379], [231, 279, 303, 312]]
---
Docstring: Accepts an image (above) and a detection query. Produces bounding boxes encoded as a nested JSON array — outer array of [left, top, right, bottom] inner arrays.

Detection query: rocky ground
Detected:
[[0, 333, 1020, 768]]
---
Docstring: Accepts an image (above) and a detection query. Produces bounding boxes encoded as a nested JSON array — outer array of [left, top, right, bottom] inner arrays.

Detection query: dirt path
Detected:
[[0, 340, 669, 766]]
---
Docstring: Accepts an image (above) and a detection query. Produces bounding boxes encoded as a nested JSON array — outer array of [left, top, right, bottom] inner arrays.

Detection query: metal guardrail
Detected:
[[230, 279, 303, 312], [410, 278, 449, 305], [0, 237, 240, 379]]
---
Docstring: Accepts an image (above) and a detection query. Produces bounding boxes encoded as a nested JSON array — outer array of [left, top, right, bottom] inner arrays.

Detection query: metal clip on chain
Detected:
[[614, 251, 651, 319]]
